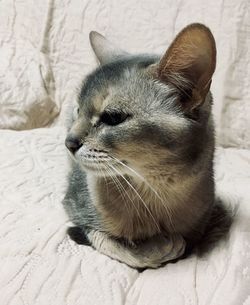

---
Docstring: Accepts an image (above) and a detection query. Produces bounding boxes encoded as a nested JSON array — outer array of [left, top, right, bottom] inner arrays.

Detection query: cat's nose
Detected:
[[65, 135, 82, 154]]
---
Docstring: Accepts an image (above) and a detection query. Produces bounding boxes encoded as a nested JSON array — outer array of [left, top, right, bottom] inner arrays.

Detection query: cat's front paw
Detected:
[[159, 233, 186, 264], [135, 233, 186, 268]]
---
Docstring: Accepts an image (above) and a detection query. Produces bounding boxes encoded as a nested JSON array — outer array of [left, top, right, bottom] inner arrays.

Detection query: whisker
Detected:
[[104, 161, 145, 225], [98, 162, 110, 196], [107, 162, 161, 232], [103, 162, 133, 222], [109, 155, 175, 228], [110, 156, 163, 199]]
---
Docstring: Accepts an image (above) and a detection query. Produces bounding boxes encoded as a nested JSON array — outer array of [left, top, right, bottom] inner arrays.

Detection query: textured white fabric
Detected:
[[0, 128, 250, 305], [49, 0, 250, 148], [0, 0, 250, 147], [1, 1, 250, 304], [0, 0, 59, 130]]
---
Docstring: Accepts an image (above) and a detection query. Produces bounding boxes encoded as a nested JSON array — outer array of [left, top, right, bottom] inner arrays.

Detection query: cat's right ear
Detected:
[[89, 31, 128, 65], [154, 23, 216, 111]]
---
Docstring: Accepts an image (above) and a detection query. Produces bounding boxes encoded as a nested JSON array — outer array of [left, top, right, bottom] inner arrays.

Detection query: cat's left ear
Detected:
[[89, 31, 129, 65], [156, 23, 216, 110]]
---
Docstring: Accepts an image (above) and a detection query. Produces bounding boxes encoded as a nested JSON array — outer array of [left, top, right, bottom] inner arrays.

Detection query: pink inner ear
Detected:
[[157, 23, 216, 104]]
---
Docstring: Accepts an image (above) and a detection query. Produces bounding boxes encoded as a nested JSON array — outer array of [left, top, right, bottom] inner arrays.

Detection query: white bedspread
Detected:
[[1, 128, 250, 305], [1, 0, 250, 148], [1, 0, 250, 304]]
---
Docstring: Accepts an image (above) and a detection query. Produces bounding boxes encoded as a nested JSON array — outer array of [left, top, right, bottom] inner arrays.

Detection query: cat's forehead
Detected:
[[79, 80, 133, 118], [78, 55, 177, 118]]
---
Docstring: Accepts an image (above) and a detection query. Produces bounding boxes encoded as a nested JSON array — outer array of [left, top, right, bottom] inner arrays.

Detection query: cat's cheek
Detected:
[[100, 133, 116, 149], [98, 128, 118, 150]]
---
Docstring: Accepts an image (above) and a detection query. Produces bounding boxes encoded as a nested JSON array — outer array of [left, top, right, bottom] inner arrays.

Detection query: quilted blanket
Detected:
[[1, 0, 250, 304], [1, 128, 250, 304]]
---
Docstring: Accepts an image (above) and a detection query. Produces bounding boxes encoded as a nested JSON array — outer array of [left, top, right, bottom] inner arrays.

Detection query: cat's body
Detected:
[[63, 24, 218, 268]]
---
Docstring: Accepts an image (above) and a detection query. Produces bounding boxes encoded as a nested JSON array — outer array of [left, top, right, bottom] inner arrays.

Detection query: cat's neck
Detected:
[[86, 169, 208, 241]]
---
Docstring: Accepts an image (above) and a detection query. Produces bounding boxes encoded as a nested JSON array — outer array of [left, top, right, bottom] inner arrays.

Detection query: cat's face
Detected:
[[65, 24, 216, 179]]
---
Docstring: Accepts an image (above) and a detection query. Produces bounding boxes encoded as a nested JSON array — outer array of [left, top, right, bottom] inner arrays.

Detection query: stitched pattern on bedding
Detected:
[[0, 128, 250, 305]]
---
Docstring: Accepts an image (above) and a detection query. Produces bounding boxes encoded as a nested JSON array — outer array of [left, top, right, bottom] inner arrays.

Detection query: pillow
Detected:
[[0, 0, 59, 130], [0, 43, 59, 130]]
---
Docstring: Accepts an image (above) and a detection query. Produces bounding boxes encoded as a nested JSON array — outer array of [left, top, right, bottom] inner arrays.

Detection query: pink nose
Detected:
[[65, 135, 82, 154]]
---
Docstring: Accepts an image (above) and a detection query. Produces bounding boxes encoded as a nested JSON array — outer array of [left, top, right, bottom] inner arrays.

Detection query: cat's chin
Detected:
[[77, 161, 111, 176], [78, 162, 105, 173], [78, 161, 125, 178]]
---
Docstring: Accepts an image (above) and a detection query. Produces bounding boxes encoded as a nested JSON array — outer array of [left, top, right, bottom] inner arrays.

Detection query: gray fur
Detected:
[[62, 24, 229, 269]]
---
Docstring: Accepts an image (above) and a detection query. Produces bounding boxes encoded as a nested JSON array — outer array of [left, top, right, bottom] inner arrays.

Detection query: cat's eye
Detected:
[[100, 111, 130, 126]]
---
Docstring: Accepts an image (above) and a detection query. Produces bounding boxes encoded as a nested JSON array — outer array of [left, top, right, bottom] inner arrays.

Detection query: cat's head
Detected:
[[65, 23, 216, 179]]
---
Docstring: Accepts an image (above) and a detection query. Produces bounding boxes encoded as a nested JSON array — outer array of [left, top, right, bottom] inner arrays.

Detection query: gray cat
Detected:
[[63, 23, 218, 268]]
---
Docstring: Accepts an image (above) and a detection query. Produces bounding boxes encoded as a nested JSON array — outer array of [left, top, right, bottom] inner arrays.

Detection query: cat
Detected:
[[63, 23, 218, 269]]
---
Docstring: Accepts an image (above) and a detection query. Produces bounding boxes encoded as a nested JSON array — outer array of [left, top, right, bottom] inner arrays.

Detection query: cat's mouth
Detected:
[[70, 147, 117, 176], [66, 144, 127, 176]]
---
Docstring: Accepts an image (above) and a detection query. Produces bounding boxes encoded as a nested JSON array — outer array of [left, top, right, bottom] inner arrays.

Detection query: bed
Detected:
[[1, 1, 250, 304]]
